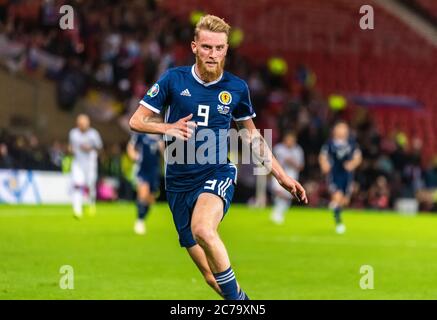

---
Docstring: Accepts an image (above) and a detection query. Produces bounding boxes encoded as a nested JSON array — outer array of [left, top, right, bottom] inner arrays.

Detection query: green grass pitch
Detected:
[[1, 203, 437, 299]]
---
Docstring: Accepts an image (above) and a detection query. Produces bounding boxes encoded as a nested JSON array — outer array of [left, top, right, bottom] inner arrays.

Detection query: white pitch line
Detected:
[[273, 235, 437, 249], [0, 210, 71, 217]]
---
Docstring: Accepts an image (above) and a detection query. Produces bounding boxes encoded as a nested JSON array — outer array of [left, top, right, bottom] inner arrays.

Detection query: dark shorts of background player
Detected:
[[328, 173, 353, 196], [137, 171, 160, 193], [166, 166, 236, 248]]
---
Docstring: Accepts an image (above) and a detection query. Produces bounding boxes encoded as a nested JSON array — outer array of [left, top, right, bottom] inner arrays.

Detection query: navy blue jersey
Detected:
[[130, 133, 161, 178], [140, 65, 256, 192], [320, 138, 360, 177]]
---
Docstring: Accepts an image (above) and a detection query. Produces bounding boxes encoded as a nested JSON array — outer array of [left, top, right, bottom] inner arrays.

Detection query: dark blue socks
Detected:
[[214, 267, 239, 300], [238, 289, 250, 300], [137, 201, 149, 220], [214, 266, 249, 300], [334, 206, 342, 224]]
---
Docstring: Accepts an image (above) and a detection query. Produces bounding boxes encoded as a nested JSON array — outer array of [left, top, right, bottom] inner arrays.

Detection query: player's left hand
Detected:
[[344, 161, 354, 172], [280, 176, 308, 204], [80, 144, 93, 152]]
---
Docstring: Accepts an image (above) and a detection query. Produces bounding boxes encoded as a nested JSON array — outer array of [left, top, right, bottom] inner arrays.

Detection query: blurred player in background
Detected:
[[129, 14, 307, 300], [69, 114, 103, 219], [270, 131, 304, 224], [319, 121, 362, 234], [127, 133, 163, 235]]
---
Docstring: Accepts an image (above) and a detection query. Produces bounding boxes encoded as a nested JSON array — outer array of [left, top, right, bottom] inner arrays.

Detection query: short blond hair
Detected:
[[194, 14, 231, 40]]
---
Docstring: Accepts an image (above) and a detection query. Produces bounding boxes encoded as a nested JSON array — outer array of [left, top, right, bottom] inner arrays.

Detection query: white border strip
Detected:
[[232, 113, 256, 121], [140, 100, 161, 114], [191, 65, 223, 87]]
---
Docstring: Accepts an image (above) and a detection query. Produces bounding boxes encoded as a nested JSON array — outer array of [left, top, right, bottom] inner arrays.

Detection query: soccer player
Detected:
[[69, 114, 103, 219], [270, 131, 304, 224], [129, 15, 307, 300], [127, 133, 163, 235], [319, 121, 362, 234]]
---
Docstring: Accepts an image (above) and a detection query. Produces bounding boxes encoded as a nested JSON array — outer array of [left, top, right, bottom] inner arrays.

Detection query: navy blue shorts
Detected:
[[328, 173, 353, 196], [137, 171, 160, 193], [166, 165, 237, 248]]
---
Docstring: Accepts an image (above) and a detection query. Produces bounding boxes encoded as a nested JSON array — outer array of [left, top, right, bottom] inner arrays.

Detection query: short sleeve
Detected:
[[297, 147, 305, 166], [93, 130, 103, 150], [320, 143, 329, 156], [232, 82, 256, 121], [68, 130, 74, 145], [352, 144, 362, 158], [273, 145, 280, 158], [139, 70, 171, 114], [129, 134, 140, 149]]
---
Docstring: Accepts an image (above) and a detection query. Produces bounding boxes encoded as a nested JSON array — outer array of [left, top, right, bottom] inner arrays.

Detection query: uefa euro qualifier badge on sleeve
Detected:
[[147, 83, 160, 98]]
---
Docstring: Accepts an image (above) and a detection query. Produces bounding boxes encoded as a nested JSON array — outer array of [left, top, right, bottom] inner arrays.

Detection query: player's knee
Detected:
[[192, 226, 217, 246], [332, 193, 343, 205], [137, 195, 149, 204]]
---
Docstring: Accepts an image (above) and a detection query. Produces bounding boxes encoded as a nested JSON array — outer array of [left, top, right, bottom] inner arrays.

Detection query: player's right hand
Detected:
[[80, 144, 93, 152], [280, 176, 308, 204], [344, 161, 354, 172], [166, 114, 197, 141], [321, 163, 331, 175]]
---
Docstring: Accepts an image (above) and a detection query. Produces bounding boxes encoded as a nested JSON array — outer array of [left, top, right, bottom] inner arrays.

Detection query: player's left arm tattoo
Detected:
[[235, 119, 308, 203], [129, 105, 170, 135], [235, 120, 272, 171], [144, 113, 164, 124]]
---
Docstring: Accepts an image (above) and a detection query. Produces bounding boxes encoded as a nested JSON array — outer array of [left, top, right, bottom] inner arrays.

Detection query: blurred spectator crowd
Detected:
[[1, 0, 437, 211]]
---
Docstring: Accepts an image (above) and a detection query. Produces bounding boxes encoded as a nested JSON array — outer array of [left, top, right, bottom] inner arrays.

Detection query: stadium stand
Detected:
[[413, 0, 437, 21], [1, 0, 437, 210], [162, 0, 437, 208]]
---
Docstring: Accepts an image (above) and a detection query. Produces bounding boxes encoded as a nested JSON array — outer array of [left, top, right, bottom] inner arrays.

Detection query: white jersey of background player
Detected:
[[69, 114, 103, 218], [271, 132, 304, 224]]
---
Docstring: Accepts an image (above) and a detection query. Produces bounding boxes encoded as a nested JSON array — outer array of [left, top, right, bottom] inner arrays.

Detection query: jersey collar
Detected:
[[191, 64, 223, 87]]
